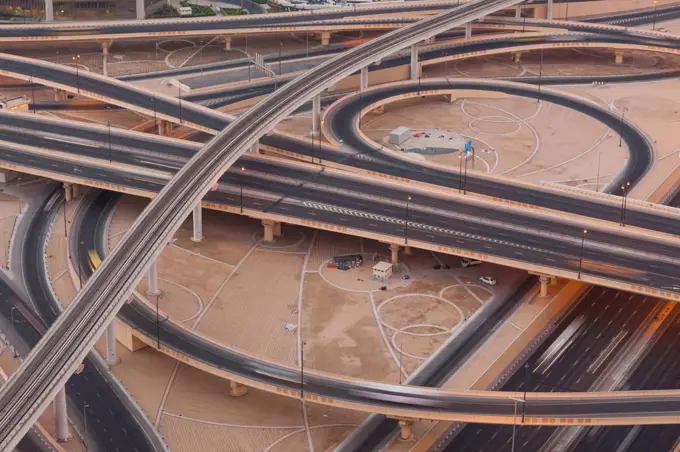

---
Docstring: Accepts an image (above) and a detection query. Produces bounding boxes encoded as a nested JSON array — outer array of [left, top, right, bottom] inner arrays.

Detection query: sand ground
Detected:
[[0, 193, 20, 270]]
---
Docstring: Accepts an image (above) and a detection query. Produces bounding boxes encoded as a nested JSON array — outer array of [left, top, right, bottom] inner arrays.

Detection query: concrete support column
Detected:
[[404, 246, 412, 256], [54, 88, 66, 101], [71, 183, 80, 200], [410, 44, 419, 81], [320, 31, 331, 46], [45, 0, 54, 20], [229, 380, 248, 397], [448, 94, 456, 104], [539, 275, 550, 298], [105, 321, 119, 365], [136, 0, 145, 19], [191, 204, 203, 243], [398, 420, 413, 441], [63, 183, 72, 202], [513, 52, 522, 63], [262, 220, 275, 242], [147, 260, 160, 296], [465, 22, 472, 40], [547, 0, 553, 19], [389, 244, 400, 265], [250, 142, 260, 154], [273, 221, 282, 238], [100, 40, 111, 77], [224, 36, 232, 50], [311, 93, 321, 137], [615, 51, 624, 65], [160, 120, 173, 137], [515, 5, 521, 18], [360, 66, 368, 91], [550, 276, 558, 286], [54, 387, 71, 442]]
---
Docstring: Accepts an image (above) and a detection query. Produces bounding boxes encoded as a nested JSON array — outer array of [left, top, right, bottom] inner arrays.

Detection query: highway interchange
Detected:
[[3, 0, 680, 450]]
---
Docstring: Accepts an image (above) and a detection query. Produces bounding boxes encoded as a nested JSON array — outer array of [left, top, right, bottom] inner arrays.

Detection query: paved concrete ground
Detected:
[[63, 194, 511, 451]]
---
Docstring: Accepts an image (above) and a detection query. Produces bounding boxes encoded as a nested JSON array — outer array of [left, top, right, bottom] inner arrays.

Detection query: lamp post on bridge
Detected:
[[404, 195, 411, 245], [620, 181, 630, 226], [578, 228, 588, 279]]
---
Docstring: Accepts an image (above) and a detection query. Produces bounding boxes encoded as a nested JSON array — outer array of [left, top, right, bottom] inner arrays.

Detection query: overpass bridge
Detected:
[[4, 1, 680, 448], [1, 106, 680, 298]]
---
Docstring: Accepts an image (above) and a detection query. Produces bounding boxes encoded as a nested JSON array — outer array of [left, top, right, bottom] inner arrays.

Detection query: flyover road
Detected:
[[18, 188, 162, 452], [570, 187, 680, 452], [442, 288, 663, 452], [2, 111, 680, 293], [14, 0, 680, 447], [5, 28, 680, 236], [0, 1, 460, 42]]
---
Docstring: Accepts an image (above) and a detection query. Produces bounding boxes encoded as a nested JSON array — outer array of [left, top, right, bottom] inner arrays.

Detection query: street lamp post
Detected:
[[83, 403, 90, 451], [404, 195, 411, 245], [618, 107, 628, 147], [72, 55, 81, 93], [279, 40, 283, 78], [565, 0, 570, 20], [107, 120, 112, 163], [78, 240, 84, 288], [458, 153, 464, 193], [509, 396, 524, 452], [178, 84, 183, 124], [537, 48, 544, 103], [578, 228, 588, 279], [155, 293, 161, 349], [240, 166, 245, 213], [300, 339, 306, 399], [620, 181, 630, 225], [30, 78, 35, 114], [653, 0, 658, 30]]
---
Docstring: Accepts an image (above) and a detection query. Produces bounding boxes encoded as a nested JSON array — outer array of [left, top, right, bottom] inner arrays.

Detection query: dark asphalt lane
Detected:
[[67, 188, 680, 418], [0, 3, 453, 39], [2, 131, 680, 292], [3, 37, 676, 238], [443, 288, 660, 452], [3, 115, 680, 272], [22, 188, 156, 452]]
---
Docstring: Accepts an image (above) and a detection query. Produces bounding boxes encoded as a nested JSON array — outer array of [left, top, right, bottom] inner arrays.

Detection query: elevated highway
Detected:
[[3, 111, 680, 300], [11, 0, 680, 448]]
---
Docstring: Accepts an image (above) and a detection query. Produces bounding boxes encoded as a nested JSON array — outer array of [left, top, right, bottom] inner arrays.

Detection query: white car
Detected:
[[479, 276, 497, 286], [460, 258, 482, 268]]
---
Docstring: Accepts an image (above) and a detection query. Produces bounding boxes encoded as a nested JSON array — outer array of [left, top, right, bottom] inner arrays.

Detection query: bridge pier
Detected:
[[262, 219, 276, 242], [312, 93, 321, 137], [224, 36, 232, 50], [389, 243, 400, 265], [320, 31, 331, 46], [546, 0, 553, 19], [404, 246, 412, 255], [136, 0, 145, 19], [513, 52, 522, 63], [250, 142, 260, 154], [147, 260, 160, 296], [45, 0, 54, 20], [158, 120, 173, 137], [360, 66, 368, 91], [515, 5, 521, 18], [229, 380, 248, 396], [465, 22, 472, 40], [614, 51, 624, 65], [274, 221, 282, 238], [105, 321, 119, 365], [72, 183, 80, 200], [539, 275, 550, 297], [398, 419, 414, 441], [410, 44, 419, 80], [63, 183, 72, 202], [100, 40, 112, 76], [54, 387, 71, 442], [53, 88, 67, 101], [191, 204, 203, 242]]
